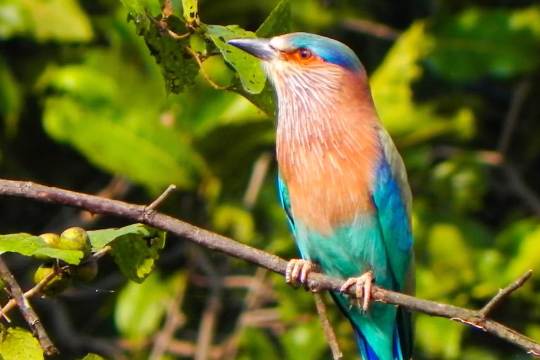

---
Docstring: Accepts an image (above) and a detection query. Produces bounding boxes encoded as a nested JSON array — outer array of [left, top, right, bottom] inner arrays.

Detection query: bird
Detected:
[[228, 33, 414, 360]]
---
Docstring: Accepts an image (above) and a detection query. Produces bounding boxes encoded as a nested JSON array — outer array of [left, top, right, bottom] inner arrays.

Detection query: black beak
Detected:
[[227, 38, 276, 60]]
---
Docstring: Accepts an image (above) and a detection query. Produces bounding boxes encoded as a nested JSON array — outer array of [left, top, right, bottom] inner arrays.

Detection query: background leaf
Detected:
[[0, 327, 44, 360]]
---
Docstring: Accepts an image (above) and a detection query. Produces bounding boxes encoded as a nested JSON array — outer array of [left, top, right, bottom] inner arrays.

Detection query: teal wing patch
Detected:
[[372, 128, 414, 290], [277, 175, 296, 234]]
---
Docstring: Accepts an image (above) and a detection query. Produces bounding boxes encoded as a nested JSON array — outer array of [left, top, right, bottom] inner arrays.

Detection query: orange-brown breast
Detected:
[[276, 73, 381, 235]]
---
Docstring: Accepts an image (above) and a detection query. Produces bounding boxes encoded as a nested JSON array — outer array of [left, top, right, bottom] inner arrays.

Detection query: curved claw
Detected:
[[340, 271, 374, 311], [286, 259, 316, 286]]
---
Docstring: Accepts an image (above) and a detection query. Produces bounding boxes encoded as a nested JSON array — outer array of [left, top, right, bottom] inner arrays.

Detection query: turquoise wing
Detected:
[[373, 127, 414, 289]]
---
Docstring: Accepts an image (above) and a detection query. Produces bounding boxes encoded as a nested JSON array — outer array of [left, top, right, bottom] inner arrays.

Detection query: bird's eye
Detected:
[[298, 48, 312, 59]]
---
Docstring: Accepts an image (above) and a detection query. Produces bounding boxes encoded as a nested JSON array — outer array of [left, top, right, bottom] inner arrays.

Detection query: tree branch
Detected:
[[0, 257, 58, 355], [0, 179, 539, 357]]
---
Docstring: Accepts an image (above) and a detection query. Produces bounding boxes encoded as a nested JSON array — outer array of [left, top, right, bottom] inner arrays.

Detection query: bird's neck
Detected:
[[274, 71, 382, 234]]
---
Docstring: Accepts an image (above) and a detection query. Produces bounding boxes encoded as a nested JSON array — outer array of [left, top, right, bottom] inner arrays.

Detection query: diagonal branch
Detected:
[[0, 179, 539, 357], [0, 257, 58, 355]]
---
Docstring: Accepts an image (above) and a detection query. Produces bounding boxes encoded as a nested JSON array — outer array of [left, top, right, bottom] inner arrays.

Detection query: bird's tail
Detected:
[[354, 325, 404, 360]]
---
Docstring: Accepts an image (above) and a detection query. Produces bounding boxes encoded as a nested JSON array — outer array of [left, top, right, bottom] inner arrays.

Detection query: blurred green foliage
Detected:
[[0, 0, 539, 359]]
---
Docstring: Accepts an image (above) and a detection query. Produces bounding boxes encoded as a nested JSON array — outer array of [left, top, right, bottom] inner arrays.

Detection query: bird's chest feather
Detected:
[[277, 119, 381, 235]]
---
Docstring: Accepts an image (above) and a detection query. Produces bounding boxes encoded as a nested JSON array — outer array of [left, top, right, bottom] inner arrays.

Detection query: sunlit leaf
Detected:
[[19, 0, 93, 42], [428, 6, 540, 81], [0, 327, 43, 360], [256, 0, 292, 38], [372, 22, 475, 139], [0, 233, 83, 265], [79, 354, 105, 360], [182, 0, 199, 26], [206, 25, 266, 95], [416, 316, 464, 359], [88, 224, 165, 251], [109, 227, 166, 282]]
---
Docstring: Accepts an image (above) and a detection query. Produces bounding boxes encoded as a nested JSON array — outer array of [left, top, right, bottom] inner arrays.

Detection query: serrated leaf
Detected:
[[142, 23, 199, 93], [256, 0, 292, 38], [88, 223, 164, 251], [109, 227, 166, 282], [0, 327, 43, 360], [119, 0, 198, 93], [0, 233, 83, 265], [206, 25, 266, 94]]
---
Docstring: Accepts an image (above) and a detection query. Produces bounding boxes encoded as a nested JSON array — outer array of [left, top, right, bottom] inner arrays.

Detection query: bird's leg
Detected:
[[285, 259, 317, 287], [340, 271, 374, 312]]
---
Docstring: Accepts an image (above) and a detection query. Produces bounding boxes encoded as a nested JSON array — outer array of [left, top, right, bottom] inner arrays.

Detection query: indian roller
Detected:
[[229, 33, 414, 360]]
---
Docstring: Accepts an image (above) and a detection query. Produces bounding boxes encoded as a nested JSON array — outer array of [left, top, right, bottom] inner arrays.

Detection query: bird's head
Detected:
[[227, 32, 363, 74], [228, 32, 368, 110]]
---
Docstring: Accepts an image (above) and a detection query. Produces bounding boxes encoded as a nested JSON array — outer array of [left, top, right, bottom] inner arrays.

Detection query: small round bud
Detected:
[[59, 227, 89, 252], [33, 265, 71, 296], [39, 233, 61, 248], [73, 260, 98, 282]]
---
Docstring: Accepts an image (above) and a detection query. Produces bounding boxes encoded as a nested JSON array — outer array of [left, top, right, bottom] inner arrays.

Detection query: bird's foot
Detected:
[[285, 259, 317, 287], [340, 271, 374, 312]]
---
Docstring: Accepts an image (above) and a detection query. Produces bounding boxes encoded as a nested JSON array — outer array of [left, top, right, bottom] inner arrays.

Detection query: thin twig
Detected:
[[497, 80, 531, 156], [0, 247, 111, 319], [149, 275, 187, 360], [192, 248, 225, 360], [314, 293, 342, 359], [222, 268, 270, 360], [243, 152, 272, 209], [0, 179, 539, 357], [479, 270, 533, 318], [342, 18, 400, 40], [147, 184, 177, 211], [0, 257, 58, 355]]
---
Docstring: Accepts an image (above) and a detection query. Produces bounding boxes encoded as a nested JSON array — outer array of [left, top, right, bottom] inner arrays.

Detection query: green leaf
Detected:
[[0, 233, 83, 265], [142, 23, 199, 93], [109, 226, 166, 282], [206, 25, 267, 95], [79, 354, 105, 360], [43, 96, 204, 190], [0, 327, 43, 360], [256, 0, 292, 38], [115, 274, 167, 339], [506, 225, 540, 281], [20, 0, 93, 42], [0, 59, 21, 137], [181, 0, 199, 26], [281, 320, 327, 360], [416, 316, 464, 359], [115, 273, 185, 339], [372, 22, 475, 139], [428, 6, 540, 81], [120, 0, 198, 93], [237, 328, 280, 360], [88, 223, 164, 250]]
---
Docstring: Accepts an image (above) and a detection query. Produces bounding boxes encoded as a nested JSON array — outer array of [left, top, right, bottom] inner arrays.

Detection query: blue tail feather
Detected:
[[355, 329, 380, 360]]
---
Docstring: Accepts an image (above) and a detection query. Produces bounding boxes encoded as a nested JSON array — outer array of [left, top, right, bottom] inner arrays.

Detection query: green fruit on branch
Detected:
[[73, 260, 98, 282], [33, 265, 71, 296], [39, 233, 61, 248], [59, 227, 89, 252]]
